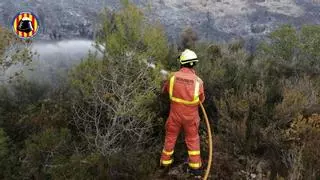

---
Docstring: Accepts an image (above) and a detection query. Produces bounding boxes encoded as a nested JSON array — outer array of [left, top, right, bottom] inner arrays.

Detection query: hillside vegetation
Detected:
[[0, 1, 319, 179]]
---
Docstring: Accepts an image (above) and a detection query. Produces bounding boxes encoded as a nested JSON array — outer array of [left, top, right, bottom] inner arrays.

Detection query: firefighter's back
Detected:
[[169, 69, 203, 120]]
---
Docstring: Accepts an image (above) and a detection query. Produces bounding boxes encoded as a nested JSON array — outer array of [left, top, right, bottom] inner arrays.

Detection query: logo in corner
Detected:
[[12, 12, 40, 39]]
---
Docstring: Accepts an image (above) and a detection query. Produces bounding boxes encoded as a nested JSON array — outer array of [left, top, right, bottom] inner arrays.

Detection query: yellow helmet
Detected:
[[179, 49, 198, 65]]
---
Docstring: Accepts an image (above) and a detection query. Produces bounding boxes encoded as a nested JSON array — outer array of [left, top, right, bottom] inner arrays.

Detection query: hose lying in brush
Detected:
[[200, 102, 213, 180]]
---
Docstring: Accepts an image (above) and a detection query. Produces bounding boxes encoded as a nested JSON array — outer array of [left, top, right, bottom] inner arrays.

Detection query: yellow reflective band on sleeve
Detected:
[[188, 150, 200, 156], [169, 76, 175, 100], [189, 162, 201, 169], [162, 150, 174, 156], [194, 80, 200, 101], [161, 159, 173, 165], [169, 76, 200, 105]]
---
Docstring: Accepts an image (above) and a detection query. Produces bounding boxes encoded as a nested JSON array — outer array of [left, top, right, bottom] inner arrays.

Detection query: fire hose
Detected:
[[200, 102, 213, 180]]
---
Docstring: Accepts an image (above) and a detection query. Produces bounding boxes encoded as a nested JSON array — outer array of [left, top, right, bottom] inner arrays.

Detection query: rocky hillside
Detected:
[[0, 0, 319, 42]]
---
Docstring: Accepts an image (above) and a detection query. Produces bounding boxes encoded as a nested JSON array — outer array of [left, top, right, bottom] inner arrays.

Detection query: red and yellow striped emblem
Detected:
[[12, 12, 39, 39]]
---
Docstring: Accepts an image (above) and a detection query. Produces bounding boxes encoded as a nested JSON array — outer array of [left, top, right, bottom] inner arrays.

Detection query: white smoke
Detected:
[[2, 39, 168, 85], [26, 40, 96, 84]]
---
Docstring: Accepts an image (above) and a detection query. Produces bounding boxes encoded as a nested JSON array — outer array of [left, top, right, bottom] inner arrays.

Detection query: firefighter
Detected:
[[160, 49, 205, 177]]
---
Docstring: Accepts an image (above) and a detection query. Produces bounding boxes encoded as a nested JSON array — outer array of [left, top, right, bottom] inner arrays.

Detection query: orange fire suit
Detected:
[[160, 67, 205, 169]]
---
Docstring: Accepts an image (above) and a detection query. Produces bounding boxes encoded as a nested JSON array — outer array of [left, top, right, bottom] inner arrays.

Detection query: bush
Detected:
[[70, 1, 167, 175]]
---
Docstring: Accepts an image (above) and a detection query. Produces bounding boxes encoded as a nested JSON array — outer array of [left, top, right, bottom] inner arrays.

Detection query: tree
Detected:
[[71, 1, 167, 158], [96, 1, 168, 65], [260, 25, 298, 62], [0, 25, 33, 82], [299, 25, 320, 75]]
